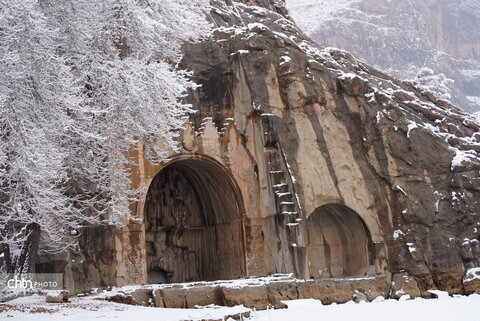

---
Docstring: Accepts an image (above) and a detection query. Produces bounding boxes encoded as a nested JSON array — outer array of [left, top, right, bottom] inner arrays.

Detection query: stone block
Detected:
[[152, 289, 165, 308], [296, 280, 322, 300], [220, 285, 269, 310], [266, 281, 298, 308], [330, 279, 354, 303], [186, 286, 220, 308], [350, 276, 389, 301], [296, 279, 338, 304], [160, 287, 188, 308], [131, 288, 153, 306]]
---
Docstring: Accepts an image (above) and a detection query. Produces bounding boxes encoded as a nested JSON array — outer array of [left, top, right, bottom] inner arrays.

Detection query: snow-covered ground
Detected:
[[1, 293, 479, 321], [251, 296, 480, 321], [0, 294, 250, 321]]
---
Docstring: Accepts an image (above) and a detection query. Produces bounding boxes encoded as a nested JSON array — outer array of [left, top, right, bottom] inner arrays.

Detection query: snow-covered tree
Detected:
[[0, 0, 83, 273], [473, 111, 480, 124], [413, 67, 455, 101], [0, 0, 210, 273]]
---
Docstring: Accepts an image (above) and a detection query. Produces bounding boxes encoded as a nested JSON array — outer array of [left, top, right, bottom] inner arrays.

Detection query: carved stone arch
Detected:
[[305, 204, 375, 278], [143, 154, 247, 283]]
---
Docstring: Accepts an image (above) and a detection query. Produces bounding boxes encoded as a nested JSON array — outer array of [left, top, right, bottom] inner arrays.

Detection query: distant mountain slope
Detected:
[[287, 0, 480, 113]]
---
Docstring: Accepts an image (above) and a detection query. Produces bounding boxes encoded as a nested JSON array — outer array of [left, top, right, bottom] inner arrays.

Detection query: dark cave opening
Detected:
[[144, 158, 246, 283], [305, 204, 373, 278]]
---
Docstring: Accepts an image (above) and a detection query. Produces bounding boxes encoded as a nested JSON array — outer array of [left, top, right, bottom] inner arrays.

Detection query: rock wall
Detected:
[[57, 0, 480, 297], [287, 0, 480, 113]]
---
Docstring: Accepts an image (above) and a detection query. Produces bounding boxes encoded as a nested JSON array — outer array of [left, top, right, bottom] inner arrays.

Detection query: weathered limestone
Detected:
[[266, 281, 298, 308], [296, 276, 389, 304], [152, 286, 220, 308], [158, 287, 188, 309], [185, 286, 220, 308], [152, 289, 164, 308], [221, 285, 269, 310]]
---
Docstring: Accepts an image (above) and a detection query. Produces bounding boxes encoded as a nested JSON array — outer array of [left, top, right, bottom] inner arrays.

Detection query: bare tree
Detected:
[[0, 0, 210, 273]]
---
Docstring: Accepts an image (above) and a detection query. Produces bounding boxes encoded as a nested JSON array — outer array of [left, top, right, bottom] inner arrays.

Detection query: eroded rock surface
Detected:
[[178, 0, 480, 294]]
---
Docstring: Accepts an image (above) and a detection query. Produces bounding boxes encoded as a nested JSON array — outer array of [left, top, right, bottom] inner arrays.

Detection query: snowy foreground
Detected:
[[1, 293, 480, 321]]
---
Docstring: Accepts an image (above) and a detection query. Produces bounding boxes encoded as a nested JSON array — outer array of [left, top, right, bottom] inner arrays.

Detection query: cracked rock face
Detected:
[[178, 0, 480, 293]]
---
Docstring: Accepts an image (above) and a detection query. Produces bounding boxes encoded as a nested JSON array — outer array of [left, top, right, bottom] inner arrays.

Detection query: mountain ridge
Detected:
[[287, 0, 480, 114]]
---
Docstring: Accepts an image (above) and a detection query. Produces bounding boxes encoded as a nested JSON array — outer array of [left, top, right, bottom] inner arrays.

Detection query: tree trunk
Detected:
[[15, 222, 41, 273], [0, 242, 13, 273]]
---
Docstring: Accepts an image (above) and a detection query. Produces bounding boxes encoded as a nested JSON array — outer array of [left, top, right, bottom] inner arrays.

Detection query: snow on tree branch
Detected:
[[0, 0, 211, 269], [412, 67, 455, 101]]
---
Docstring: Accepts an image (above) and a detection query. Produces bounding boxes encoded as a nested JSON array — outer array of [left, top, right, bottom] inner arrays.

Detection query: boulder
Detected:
[[391, 273, 421, 299], [338, 73, 371, 96]]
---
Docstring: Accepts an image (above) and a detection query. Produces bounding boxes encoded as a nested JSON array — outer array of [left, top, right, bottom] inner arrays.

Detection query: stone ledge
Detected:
[[99, 275, 392, 309]]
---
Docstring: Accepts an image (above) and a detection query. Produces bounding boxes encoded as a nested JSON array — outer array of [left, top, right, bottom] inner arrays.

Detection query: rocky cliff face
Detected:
[[287, 0, 480, 114], [179, 0, 480, 293], [48, 0, 480, 297]]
